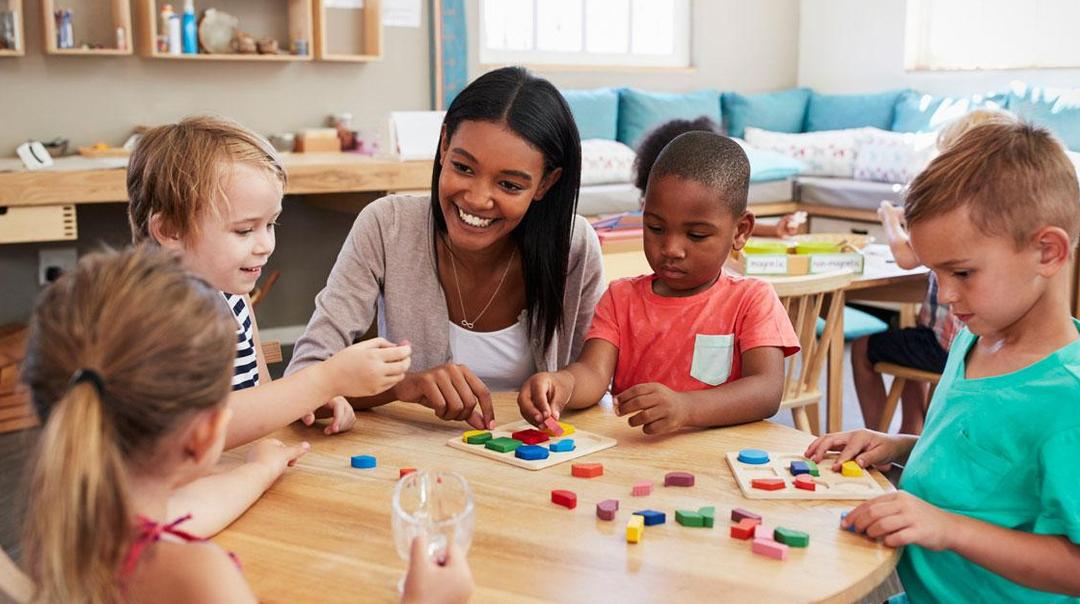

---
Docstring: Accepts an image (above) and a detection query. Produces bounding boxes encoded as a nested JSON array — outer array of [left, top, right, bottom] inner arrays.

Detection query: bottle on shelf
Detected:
[[181, 0, 197, 54], [116, 26, 125, 50], [158, 3, 173, 52], [55, 9, 74, 49]]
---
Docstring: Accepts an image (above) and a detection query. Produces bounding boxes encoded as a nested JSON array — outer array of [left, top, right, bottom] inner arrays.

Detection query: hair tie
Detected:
[[69, 368, 106, 398]]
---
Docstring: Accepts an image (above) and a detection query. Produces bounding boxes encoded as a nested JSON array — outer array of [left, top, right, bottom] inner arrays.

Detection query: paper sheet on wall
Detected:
[[389, 111, 445, 161], [323, 0, 364, 7], [383, 0, 421, 27]]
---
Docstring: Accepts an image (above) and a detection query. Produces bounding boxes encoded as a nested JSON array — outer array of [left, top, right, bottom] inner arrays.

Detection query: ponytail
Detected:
[[24, 381, 131, 604]]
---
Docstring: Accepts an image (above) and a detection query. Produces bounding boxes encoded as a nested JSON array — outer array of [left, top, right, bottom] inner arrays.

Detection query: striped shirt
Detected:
[[917, 272, 963, 352], [223, 293, 260, 390]]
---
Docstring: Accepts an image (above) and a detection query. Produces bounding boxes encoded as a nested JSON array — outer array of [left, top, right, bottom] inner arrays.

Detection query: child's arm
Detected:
[[878, 201, 921, 269], [517, 338, 618, 425], [846, 492, 1080, 596], [246, 295, 274, 388], [804, 428, 920, 470], [614, 346, 784, 433], [167, 439, 309, 537], [751, 213, 803, 238]]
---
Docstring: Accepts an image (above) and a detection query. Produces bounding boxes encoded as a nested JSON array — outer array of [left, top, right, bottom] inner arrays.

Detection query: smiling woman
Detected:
[[287, 67, 605, 429]]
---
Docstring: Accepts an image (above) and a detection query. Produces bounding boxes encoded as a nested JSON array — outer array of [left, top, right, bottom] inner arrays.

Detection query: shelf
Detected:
[[42, 0, 134, 55], [0, 0, 24, 55], [138, 0, 313, 61], [314, 0, 382, 62]]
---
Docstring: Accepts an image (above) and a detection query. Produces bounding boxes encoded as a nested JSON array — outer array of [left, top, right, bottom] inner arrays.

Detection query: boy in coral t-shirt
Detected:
[[517, 132, 799, 434]]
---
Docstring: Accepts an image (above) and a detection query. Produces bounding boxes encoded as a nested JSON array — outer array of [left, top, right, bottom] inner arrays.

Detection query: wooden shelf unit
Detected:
[[42, 0, 133, 55], [138, 0, 313, 61], [313, 0, 382, 62], [0, 0, 24, 56]]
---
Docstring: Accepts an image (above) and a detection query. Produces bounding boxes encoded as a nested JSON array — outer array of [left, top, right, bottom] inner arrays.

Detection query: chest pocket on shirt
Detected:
[[690, 334, 734, 386], [918, 421, 1014, 513]]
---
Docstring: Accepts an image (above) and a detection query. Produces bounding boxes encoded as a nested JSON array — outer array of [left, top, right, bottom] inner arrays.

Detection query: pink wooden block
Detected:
[[751, 538, 789, 560], [664, 471, 695, 487], [596, 499, 619, 521], [753, 524, 774, 540], [542, 416, 564, 436], [631, 480, 653, 496]]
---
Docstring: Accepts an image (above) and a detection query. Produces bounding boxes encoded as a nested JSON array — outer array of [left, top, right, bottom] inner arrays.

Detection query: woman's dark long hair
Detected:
[[431, 66, 582, 353]]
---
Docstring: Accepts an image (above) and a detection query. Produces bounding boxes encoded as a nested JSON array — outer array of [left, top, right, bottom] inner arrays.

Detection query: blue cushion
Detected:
[[561, 88, 620, 141], [1006, 81, 1080, 151], [805, 90, 907, 132], [891, 90, 1008, 133], [743, 147, 804, 182], [816, 307, 889, 341], [617, 88, 722, 149], [722, 88, 810, 139]]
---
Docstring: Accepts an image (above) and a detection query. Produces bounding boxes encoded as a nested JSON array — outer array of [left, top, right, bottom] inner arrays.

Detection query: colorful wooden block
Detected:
[[548, 439, 576, 452], [350, 455, 376, 469], [664, 471, 695, 487], [841, 511, 857, 533], [484, 437, 523, 453], [751, 478, 786, 491], [399, 467, 417, 478], [841, 460, 864, 477], [751, 538, 789, 560], [731, 507, 762, 523], [627, 516, 644, 543], [790, 460, 810, 475], [551, 489, 577, 509], [794, 474, 816, 491], [805, 460, 820, 476], [737, 448, 770, 465], [675, 510, 705, 527], [542, 416, 564, 436], [462, 430, 492, 444], [633, 510, 666, 526], [571, 462, 603, 478], [511, 429, 550, 445], [631, 480, 653, 496], [730, 518, 757, 540], [543, 421, 576, 437], [515, 445, 550, 461], [774, 527, 810, 548], [596, 499, 619, 521], [753, 524, 774, 540], [698, 506, 715, 528]]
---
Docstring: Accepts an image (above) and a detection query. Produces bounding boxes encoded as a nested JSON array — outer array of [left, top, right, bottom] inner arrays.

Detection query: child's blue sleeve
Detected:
[[1036, 427, 1080, 543]]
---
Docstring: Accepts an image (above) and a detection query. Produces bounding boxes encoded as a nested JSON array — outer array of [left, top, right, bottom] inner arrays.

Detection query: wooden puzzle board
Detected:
[[725, 451, 891, 500], [446, 420, 616, 470]]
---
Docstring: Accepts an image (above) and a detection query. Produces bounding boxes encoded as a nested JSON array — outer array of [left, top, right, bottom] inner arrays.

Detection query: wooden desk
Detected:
[[216, 395, 898, 603]]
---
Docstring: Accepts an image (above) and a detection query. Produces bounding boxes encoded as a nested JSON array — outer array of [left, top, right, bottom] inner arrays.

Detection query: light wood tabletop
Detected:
[[215, 395, 899, 603]]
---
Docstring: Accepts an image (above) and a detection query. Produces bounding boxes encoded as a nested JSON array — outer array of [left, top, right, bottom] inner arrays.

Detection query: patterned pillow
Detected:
[[744, 127, 873, 177], [580, 139, 636, 186], [853, 128, 939, 184]]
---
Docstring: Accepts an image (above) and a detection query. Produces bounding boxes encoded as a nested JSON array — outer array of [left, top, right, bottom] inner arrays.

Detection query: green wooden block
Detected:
[[675, 510, 705, 527], [466, 431, 493, 445], [484, 437, 522, 453], [698, 506, 715, 528], [774, 527, 810, 548], [805, 460, 820, 477]]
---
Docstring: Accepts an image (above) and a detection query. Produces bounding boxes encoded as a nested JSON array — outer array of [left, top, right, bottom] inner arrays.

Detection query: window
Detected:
[[905, 0, 1080, 70], [480, 0, 691, 68]]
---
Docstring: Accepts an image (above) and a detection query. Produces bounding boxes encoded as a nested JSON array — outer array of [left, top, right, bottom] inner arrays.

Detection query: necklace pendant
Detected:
[[461, 319, 474, 329]]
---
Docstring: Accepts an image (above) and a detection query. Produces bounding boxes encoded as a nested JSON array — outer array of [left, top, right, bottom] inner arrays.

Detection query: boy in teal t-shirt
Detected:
[[806, 118, 1080, 601]]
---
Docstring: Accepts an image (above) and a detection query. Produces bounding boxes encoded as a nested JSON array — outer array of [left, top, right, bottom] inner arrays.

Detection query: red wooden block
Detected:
[[731, 507, 762, 523], [751, 478, 786, 491], [399, 467, 417, 479], [730, 518, 757, 540], [664, 471, 695, 487], [542, 416, 564, 436], [571, 462, 603, 478], [511, 429, 550, 445], [794, 474, 816, 491], [551, 489, 577, 509], [596, 499, 619, 521]]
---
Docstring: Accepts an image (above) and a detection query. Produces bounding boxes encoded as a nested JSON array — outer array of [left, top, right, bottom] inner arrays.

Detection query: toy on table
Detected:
[[726, 449, 890, 500], [447, 420, 614, 470]]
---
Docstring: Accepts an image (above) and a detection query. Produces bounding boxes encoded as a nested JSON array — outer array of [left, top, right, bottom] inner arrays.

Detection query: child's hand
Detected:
[[245, 438, 310, 479], [878, 201, 908, 241], [300, 395, 357, 435], [401, 535, 473, 604], [803, 429, 909, 472], [325, 338, 412, 398], [614, 383, 692, 434], [392, 364, 495, 430], [517, 371, 574, 426], [775, 213, 801, 238], [842, 491, 956, 550]]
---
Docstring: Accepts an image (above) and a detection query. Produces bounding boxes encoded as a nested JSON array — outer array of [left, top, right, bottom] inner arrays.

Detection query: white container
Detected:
[[167, 14, 181, 54]]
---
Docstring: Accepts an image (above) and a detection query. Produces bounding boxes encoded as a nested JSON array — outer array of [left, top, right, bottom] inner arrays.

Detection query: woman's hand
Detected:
[[392, 364, 495, 430]]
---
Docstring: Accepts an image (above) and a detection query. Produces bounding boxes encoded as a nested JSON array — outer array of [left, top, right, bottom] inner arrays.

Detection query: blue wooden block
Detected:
[[737, 448, 769, 465], [633, 509, 666, 526], [841, 511, 857, 533], [548, 439, 576, 452], [515, 444, 550, 461], [790, 460, 810, 475], [350, 455, 376, 469]]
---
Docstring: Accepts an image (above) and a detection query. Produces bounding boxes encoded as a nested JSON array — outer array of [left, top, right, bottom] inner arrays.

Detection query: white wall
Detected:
[[797, 0, 1080, 95]]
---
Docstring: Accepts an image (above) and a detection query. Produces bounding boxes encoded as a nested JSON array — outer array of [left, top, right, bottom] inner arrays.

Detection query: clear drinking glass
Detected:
[[391, 470, 474, 592]]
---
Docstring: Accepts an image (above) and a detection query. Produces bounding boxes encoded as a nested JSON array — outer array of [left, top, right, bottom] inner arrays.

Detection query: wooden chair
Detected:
[[873, 362, 941, 432], [770, 272, 855, 434], [261, 341, 283, 366]]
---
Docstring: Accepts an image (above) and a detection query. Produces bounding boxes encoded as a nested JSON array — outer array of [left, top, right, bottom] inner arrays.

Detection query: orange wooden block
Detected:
[[571, 462, 603, 478], [751, 478, 786, 491], [399, 468, 417, 478]]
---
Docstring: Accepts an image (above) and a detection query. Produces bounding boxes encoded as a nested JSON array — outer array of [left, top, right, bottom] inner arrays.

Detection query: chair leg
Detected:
[[805, 402, 821, 435], [878, 376, 905, 432], [792, 406, 812, 433]]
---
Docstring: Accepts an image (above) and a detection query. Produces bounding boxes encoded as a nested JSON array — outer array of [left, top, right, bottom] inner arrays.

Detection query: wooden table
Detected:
[[215, 395, 899, 603]]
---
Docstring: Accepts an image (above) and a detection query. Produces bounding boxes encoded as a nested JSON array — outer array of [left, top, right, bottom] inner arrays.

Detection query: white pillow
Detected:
[[744, 127, 873, 178], [853, 128, 939, 184], [580, 139, 636, 186]]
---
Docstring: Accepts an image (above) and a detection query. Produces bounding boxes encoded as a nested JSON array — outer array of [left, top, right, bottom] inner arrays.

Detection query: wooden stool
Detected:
[[0, 324, 38, 435], [261, 341, 284, 366], [873, 362, 941, 432]]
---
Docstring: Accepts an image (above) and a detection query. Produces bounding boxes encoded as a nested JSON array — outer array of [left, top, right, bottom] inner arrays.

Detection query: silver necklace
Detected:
[[447, 243, 516, 330]]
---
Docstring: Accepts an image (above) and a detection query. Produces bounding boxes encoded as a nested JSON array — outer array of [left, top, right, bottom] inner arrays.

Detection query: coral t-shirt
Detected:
[[586, 273, 800, 394]]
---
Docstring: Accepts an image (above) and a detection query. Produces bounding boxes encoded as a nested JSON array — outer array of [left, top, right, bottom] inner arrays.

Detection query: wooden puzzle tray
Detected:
[[446, 420, 616, 470], [725, 451, 892, 500]]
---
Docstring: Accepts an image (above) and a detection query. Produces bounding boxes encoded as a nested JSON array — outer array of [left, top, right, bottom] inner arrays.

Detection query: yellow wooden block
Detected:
[[462, 430, 487, 443], [541, 421, 576, 437], [841, 461, 863, 477], [626, 515, 644, 543]]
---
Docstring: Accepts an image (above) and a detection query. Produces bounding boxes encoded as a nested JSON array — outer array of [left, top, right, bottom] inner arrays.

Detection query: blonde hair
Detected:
[[20, 246, 236, 604], [936, 108, 1016, 152], [906, 119, 1080, 248], [127, 115, 286, 244]]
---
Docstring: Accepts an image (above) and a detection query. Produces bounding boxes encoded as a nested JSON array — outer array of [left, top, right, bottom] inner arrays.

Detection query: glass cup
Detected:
[[391, 470, 474, 592]]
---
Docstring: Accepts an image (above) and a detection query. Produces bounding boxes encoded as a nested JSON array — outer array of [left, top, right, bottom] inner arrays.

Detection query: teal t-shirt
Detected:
[[898, 320, 1080, 603]]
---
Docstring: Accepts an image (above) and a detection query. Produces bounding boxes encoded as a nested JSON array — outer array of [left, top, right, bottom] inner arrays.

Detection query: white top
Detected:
[[448, 314, 534, 393]]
